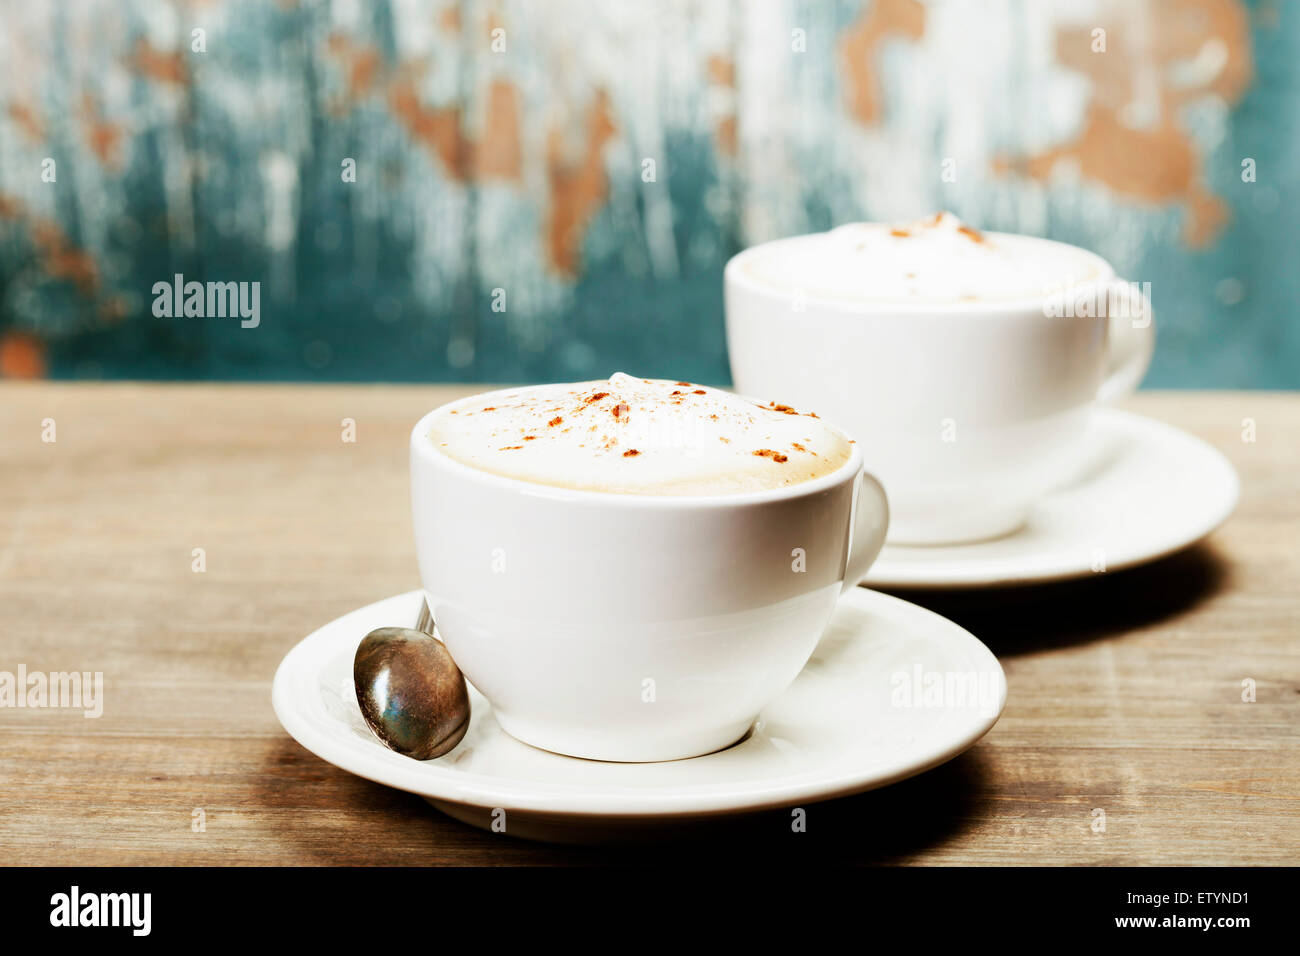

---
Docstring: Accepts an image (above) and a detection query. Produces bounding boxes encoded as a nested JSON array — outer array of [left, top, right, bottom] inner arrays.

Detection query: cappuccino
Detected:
[[740, 212, 1105, 304], [726, 214, 1155, 543], [427, 373, 852, 495]]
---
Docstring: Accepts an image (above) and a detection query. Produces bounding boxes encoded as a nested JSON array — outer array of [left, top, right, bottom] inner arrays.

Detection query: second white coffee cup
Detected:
[[726, 229, 1155, 545]]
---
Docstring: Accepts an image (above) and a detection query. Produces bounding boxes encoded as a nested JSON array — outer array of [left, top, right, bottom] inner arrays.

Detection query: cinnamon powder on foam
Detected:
[[430, 374, 850, 495]]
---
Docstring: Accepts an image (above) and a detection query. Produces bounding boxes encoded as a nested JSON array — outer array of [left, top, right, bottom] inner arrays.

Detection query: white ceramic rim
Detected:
[[271, 588, 1006, 818], [412, 385, 866, 509], [725, 230, 1118, 315]]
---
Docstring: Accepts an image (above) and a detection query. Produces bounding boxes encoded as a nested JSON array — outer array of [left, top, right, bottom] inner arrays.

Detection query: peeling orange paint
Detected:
[[31, 219, 99, 295], [839, 0, 925, 126], [1057, 0, 1251, 111], [0, 332, 46, 379], [2, 195, 108, 332], [707, 54, 738, 157], [388, 74, 524, 182], [328, 41, 521, 185], [8, 102, 44, 143], [545, 90, 617, 276], [80, 94, 124, 168], [1014, 106, 1198, 197], [129, 38, 189, 86], [706, 54, 735, 87], [327, 34, 383, 106], [716, 115, 738, 157], [1000, 0, 1252, 247], [0, 193, 25, 220], [475, 79, 522, 180], [388, 68, 470, 179]]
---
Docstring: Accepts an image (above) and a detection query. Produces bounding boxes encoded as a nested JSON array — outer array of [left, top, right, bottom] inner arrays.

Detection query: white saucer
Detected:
[[272, 589, 1005, 843], [864, 409, 1239, 590]]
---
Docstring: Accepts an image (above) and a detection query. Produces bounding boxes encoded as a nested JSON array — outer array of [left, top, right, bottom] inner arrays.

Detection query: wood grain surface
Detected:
[[1, 383, 1296, 865]]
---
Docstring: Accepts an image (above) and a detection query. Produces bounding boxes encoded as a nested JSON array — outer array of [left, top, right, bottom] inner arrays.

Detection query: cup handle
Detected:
[[842, 469, 889, 593], [1097, 278, 1156, 404]]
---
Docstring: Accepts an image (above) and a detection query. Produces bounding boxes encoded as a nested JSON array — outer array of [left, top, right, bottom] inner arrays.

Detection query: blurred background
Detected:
[[0, 0, 1295, 387]]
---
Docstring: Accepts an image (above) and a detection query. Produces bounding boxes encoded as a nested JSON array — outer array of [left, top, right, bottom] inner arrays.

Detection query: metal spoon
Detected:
[[353, 598, 469, 760]]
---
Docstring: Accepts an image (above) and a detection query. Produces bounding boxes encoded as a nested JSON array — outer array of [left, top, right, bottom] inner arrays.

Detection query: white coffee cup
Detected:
[[725, 232, 1155, 545], [410, 388, 889, 762]]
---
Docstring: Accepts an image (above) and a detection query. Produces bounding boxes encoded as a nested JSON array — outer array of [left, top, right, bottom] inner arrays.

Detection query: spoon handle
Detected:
[[416, 597, 435, 636]]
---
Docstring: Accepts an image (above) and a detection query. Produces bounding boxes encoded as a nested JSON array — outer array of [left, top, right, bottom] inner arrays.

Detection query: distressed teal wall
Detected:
[[0, 0, 1295, 387]]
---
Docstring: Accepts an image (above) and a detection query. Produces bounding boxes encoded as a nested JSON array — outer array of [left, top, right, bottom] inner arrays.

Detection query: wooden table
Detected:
[[1, 384, 1296, 865]]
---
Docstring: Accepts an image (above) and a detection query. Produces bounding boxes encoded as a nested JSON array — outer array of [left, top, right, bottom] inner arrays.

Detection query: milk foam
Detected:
[[741, 212, 1104, 304], [427, 373, 853, 495]]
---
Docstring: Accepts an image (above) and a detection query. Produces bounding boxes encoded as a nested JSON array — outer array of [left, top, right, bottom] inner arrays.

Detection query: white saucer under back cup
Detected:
[[864, 409, 1240, 588]]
